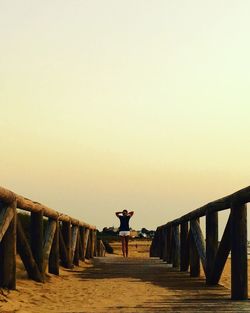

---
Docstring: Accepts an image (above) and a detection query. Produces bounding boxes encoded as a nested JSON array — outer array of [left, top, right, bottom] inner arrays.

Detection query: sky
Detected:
[[1, 0, 250, 236]]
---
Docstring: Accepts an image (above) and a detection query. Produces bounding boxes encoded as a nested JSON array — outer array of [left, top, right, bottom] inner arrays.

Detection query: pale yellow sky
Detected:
[[1, 1, 250, 234]]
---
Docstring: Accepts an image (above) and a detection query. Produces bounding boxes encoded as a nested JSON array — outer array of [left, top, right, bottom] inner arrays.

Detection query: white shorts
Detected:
[[119, 231, 130, 237]]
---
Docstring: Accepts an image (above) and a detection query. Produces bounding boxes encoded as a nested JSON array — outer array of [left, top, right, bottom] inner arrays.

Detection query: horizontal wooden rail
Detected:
[[151, 185, 250, 301], [160, 185, 250, 226], [0, 186, 95, 229], [0, 185, 103, 290]]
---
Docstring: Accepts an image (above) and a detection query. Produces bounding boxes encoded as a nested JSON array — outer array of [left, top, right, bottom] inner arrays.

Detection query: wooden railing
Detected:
[[0, 186, 105, 290], [150, 186, 250, 300]]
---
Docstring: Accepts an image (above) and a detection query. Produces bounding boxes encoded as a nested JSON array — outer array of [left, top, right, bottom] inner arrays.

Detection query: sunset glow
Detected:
[[1, 1, 250, 234]]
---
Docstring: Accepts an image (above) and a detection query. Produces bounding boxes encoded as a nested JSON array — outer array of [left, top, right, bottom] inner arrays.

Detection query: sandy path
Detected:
[[1, 254, 250, 313]]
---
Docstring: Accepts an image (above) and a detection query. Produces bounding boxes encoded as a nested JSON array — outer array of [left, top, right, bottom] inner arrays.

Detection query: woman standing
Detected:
[[115, 209, 134, 257]]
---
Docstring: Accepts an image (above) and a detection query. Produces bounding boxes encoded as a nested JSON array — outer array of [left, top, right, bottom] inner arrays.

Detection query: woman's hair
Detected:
[[122, 209, 128, 214]]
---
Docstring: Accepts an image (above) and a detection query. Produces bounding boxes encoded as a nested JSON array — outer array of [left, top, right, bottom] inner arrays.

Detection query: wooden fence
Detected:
[[0, 186, 105, 290], [150, 186, 250, 300]]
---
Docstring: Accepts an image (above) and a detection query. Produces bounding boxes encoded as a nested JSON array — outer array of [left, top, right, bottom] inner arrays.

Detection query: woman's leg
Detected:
[[121, 236, 126, 257], [125, 236, 129, 257]]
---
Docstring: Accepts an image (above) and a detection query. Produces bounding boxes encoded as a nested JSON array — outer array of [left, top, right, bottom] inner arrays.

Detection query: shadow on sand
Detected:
[[67, 257, 250, 312]]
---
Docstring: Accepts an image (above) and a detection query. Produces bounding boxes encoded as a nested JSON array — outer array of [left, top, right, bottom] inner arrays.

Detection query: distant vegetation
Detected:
[[97, 227, 155, 241]]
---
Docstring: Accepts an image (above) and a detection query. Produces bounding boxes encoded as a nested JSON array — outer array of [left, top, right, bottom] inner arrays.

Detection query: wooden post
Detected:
[[166, 225, 173, 264], [43, 219, 57, 273], [79, 232, 83, 259], [172, 225, 180, 268], [157, 227, 163, 258], [83, 227, 89, 260], [206, 212, 218, 284], [17, 216, 44, 282], [102, 241, 106, 256], [71, 225, 78, 264], [180, 221, 189, 271], [102, 240, 106, 256], [162, 228, 168, 262], [30, 211, 44, 276], [231, 203, 248, 300], [97, 239, 103, 257], [87, 229, 94, 259], [209, 214, 231, 284], [101, 240, 106, 256], [190, 218, 200, 277], [73, 229, 80, 266], [85, 230, 90, 259], [61, 221, 72, 268], [150, 228, 160, 257], [94, 230, 97, 257], [49, 219, 59, 275], [96, 239, 100, 256], [190, 219, 206, 274], [0, 201, 15, 242], [90, 229, 95, 258], [79, 226, 85, 260], [84, 228, 90, 259], [0, 200, 17, 289], [59, 226, 68, 267], [159, 228, 164, 260], [98, 239, 104, 257]]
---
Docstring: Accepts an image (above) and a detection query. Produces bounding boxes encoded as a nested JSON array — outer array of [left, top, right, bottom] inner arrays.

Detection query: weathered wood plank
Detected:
[[49, 219, 59, 275], [190, 219, 206, 275], [166, 225, 173, 264], [158, 185, 250, 226], [59, 226, 68, 267], [209, 214, 231, 285], [17, 194, 93, 229], [180, 221, 189, 271], [96, 238, 100, 256], [73, 227, 80, 266], [0, 187, 16, 204], [61, 221, 72, 268], [159, 227, 165, 260], [79, 226, 84, 260], [151, 227, 161, 258], [150, 227, 160, 257], [86, 229, 92, 259], [93, 230, 97, 257], [162, 227, 168, 262], [101, 240, 106, 256], [172, 225, 180, 268], [0, 200, 17, 289], [90, 229, 96, 258], [16, 217, 44, 282], [71, 225, 79, 259], [206, 211, 218, 284], [98, 239, 106, 257], [30, 211, 44, 276], [0, 186, 95, 229], [231, 203, 248, 300], [0, 203, 15, 242], [190, 219, 200, 277], [83, 227, 90, 259], [43, 219, 57, 273]]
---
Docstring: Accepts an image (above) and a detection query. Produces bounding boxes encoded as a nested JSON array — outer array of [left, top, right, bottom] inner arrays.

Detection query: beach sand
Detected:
[[0, 240, 249, 312]]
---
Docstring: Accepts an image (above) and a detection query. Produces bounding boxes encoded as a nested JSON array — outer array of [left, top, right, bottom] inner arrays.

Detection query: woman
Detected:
[[115, 209, 134, 257]]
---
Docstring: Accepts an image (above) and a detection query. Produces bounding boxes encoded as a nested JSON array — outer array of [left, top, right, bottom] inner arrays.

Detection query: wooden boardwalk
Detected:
[[78, 256, 250, 313]]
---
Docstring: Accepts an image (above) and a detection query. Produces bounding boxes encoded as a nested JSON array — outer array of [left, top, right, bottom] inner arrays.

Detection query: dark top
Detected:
[[118, 215, 131, 231]]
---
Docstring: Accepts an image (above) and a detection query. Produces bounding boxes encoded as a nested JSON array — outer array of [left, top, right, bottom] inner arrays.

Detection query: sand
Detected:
[[0, 240, 249, 313]]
